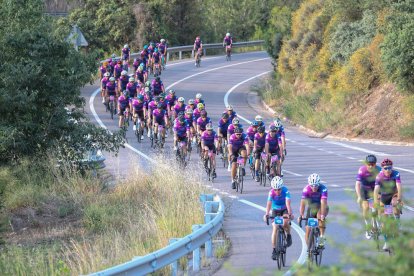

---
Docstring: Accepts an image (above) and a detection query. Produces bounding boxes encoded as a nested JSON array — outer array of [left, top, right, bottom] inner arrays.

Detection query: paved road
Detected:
[[83, 51, 414, 275]]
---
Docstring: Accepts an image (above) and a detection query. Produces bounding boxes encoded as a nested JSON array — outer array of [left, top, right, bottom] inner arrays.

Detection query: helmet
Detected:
[[366, 154, 377, 164], [124, 44, 128, 48], [232, 118, 240, 125], [154, 48, 158, 53], [255, 115, 263, 122], [273, 120, 282, 128], [129, 77, 135, 82], [155, 76, 161, 82], [159, 94, 165, 100], [144, 87, 150, 93], [234, 128, 243, 134], [137, 94, 144, 101], [121, 70, 128, 76], [144, 45, 148, 49], [206, 123, 213, 130], [258, 126, 265, 133], [168, 89, 175, 94], [119, 95, 125, 101], [227, 105, 233, 111], [252, 121, 259, 127], [196, 93, 202, 99], [381, 158, 393, 167], [104, 72, 110, 77], [109, 77, 115, 82], [178, 97, 185, 103], [271, 176, 283, 189], [177, 111, 185, 118], [269, 125, 277, 132], [188, 99, 195, 105], [200, 110, 207, 117], [179, 117, 185, 124], [139, 62, 145, 68], [154, 96, 160, 102], [160, 38, 165, 43], [157, 103, 163, 109], [111, 53, 116, 58], [222, 113, 230, 119], [308, 173, 321, 187], [197, 103, 204, 109], [226, 32, 230, 37], [123, 90, 128, 96], [145, 81, 151, 87]]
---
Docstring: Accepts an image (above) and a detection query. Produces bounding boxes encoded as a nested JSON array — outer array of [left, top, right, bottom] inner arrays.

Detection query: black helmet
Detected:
[[157, 103, 163, 109], [234, 128, 243, 134], [222, 113, 230, 119], [258, 126, 265, 133], [366, 154, 377, 164]]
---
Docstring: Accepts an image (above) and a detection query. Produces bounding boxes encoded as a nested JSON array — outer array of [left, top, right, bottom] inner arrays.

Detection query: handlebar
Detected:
[[298, 216, 308, 228]]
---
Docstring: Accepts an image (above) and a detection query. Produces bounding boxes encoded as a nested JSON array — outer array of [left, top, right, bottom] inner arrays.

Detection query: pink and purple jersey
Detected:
[[227, 124, 243, 136], [229, 133, 249, 151], [126, 82, 138, 98], [153, 109, 167, 124], [254, 132, 267, 149], [136, 69, 146, 83], [223, 36, 232, 46], [269, 123, 286, 138], [132, 99, 145, 112], [173, 103, 186, 115], [184, 114, 193, 125], [119, 75, 129, 91], [101, 77, 109, 89], [166, 94, 177, 108], [153, 52, 160, 63], [158, 43, 166, 54], [151, 80, 164, 95], [193, 108, 202, 120], [174, 123, 189, 138], [122, 47, 130, 59], [218, 119, 230, 134], [148, 101, 158, 114], [197, 117, 211, 131], [118, 98, 129, 109], [356, 165, 381, 190], [375, 170, 401, 195], [301, 184, 328, 204], [106, 82, 117, 95], [246, 126, 257, 141], [114, 64, 123, 78], [268, 187, 290, 210], [265, 133, 282, 153], [201, 130, 218, 146]]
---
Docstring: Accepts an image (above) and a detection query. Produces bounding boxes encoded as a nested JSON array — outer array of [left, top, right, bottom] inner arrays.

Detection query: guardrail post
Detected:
[[200, 194, 214, 203], [167, 52, 170, 62], [191, 50, 194, 58], [179, 51, 182, 60], [204, 201, 219, 258], [169, 238, 180, 276], [203, 48, 206, 57], [192, 224, 203, 271]]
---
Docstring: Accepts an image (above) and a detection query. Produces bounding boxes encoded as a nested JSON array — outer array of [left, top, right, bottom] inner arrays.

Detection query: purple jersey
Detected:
[[159, 43, 166, 53], [118, 97, 129, 109], [174, 103, 186, 115], [132, 99, 145, 112], [153, 52, 160, 63], [184, 114, 193, 125], [254, 132, 267, 149], [269, 123, 286, 138], [193, 108, 202, 120], [101, 77, 109, 89], [114, 64, 123, 78], [106, 82, 116, 94], [148, 101, 158, 113], [246, 126, 257, 141], [100, 66, 107, 76], [174, 123, 189, 137], [126, 82, 138, 98], [268, 187, 290, 210], [151, 80, 164, 95], [229, 133, 249, 151], [266, 133, 282, 152], [218, 118, 230, 134], [136, 69, 146, 83], [153, 109, 167, 124], [356, 165, 381, 190], [197, 117, 211, 131], [224, 36, 232, 45], [166, 94, 177, 107], [227, 124, 243, 136], [375, 170, 401, 195], [301, 184, 328, 204], [119, 75, 129, 91], [201, 130, 217, 146], [122, 47, 130, 59]]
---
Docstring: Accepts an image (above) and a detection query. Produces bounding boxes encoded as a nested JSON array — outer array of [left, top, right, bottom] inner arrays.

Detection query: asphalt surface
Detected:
[[82, 51, 414, 275]]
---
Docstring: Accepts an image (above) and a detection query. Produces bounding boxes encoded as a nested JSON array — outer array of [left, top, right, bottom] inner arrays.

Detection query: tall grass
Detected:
[[0, 157, 206, 275]]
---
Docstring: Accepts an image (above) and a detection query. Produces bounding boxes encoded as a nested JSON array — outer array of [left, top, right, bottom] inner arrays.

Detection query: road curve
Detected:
[[82, 51, 414, 275]]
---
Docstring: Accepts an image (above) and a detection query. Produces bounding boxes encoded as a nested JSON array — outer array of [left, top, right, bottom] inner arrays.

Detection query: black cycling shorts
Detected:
[[254, 148, 264, 160], [230, 146, 246, 163], [204, 144, 216, 154], [271, 209, 288, 217], [306, 203, 330, 218], [380, 193, 396, 205]]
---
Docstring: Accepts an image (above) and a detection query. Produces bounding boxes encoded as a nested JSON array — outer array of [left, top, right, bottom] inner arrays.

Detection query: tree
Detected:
[[0, 0, 123, 164]]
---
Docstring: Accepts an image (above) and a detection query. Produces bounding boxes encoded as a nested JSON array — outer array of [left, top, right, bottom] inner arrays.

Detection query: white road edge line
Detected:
[[224, 72, 307, 269], [325, 141, 389, 156], [238, 199, 307, 270]]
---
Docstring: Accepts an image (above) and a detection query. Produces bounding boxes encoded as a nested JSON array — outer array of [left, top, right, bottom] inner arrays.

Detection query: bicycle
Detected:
[[380, 203, 401, 255], [220, 139, 228, 168], [108, 95, 116, 120], [248, 150, 255, 179], [204, 150, 216, 182], [268, 153, 280, 180], [195, 49, 202, 67], [235, 156, 244, 194], [153, 63, 161, 77], [260, 152, 267, 186], [134, 116, 142, 143], [367, 198, 381, 250], [161, 54, 166, 70], [225, 45, 232, 61], [299, 217, 324, 269], [266, 216, 287, 270], [176, 140, 187, 168]]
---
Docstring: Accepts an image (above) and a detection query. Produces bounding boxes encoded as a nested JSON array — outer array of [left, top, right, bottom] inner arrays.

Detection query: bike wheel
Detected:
[[307, 231, 315, 270], [239, 168, 244, 194], [276, 228, 283, 270], [110, 103, 114, 120], [315, 244, 323, 266], [280, 230, 286, 267], [372, 218, 380, 251]]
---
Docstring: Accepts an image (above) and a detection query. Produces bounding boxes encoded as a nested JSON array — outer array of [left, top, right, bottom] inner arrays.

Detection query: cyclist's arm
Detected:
[[355, 181, 362, 200], [320, 198, 327, 220], [265, 143, 269, 155], [299, 199, 306, 218], [253, 140, 257, 152], [396, 182, 402, 202], [265, 200, 272, 216], [373, 185, 380, 206], [286, 198, 292, 217]]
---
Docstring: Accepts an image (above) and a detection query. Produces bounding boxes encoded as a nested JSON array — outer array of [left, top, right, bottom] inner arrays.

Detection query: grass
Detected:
[[0, 157, 206, 275]]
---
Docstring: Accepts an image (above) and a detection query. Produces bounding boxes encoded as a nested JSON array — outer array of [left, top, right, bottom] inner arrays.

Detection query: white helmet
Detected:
[[308, 173, 321, 187], [104, 72, 110, 77], [124, 44, 129, 48], [273, 118, 282, 127], [271, 176, 283, 189], [160, 38, 165, 43], [121, 70, 128, 76], [255, 115, 263, 122], [226, 105, 233, 111], [196, 93, 202, 99], [226, 33, 230, 36], [232, 118, 240, 125], [178, 97, 185, 103]]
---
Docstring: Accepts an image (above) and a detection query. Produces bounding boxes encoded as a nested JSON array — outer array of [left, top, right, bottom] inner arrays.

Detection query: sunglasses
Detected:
[[274, 188, 281, 191], [383, 166, 392, 171], [235, 133, 242, 136], [310, 185, 319, 188], [367, 163, 376, 166]]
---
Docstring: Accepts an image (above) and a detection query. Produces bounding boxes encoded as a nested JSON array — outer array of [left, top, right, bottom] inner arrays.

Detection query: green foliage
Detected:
[[0, 0, 123, 164], [329, 10, 377, 63], [381, 3, 414, 92]]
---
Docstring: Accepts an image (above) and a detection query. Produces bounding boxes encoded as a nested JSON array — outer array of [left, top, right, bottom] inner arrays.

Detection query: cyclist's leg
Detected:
[[211, 144, 217, 170], [317, 205, 329, 237], [118, 107, 125, 128]]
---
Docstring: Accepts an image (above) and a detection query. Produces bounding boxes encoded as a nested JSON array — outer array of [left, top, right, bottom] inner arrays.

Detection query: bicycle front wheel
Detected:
[[239, 168, 244, 194], [276, 228, 284, 270], [307, 230, 315, 270]]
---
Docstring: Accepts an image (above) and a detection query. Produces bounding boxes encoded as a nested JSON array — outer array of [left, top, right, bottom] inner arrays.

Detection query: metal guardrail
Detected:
[[130, 40, 264, 61], [89, 194, 224, 275]]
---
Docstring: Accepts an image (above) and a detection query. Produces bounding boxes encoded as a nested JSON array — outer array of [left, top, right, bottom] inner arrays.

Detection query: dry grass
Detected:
[[0, 157, 207, 275]]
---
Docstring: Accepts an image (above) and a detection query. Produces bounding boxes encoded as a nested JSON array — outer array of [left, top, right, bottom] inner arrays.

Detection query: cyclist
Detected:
[[223, 105, 237, 122], [132, 57, 141, 73], [118, 70, 129, 92], [247, 121, 259, 172], [126, 77, 138, 110], [201, 123, 218, 178], [166, 90, 177, 116], [108, 56, 116, 76], [147, 96, 160, 138], [152, 103, 169, 145], [217, 113, 231, 154], [121, 44, 130, 63], [99, 61, 110, 80], [184, 109, 196, 144], [194, 93, 205, 106], [253, 125, 267, 182], [355, 154, 381, 239], [187, 99, 196, 111], [193, 36, 203, 66], [228, 127, 249, 189], [152, 48, 161, 75], [140, 45, 149, 71], [173, 97, 186, 119], [106, 77, 118, 110], [101, 72, 110, 104], [255, 115, 265, 128], [374, 158, 403, 250], [265, 125, 283, 178], [173, 116, 190, 156], [118, 93, 130, 128], [298, 173, 329, 247], [135, 64, 148, 85], [132, 94, 146, 140], [271, 118, 286, 154], [193, 103, 205, 129], [264, 176, 293, 260], [151, 76, 165, 96], [196, 110, 211, 137], [227, 118, 243, 144], [222, 32, 233, 57], [159, 38, 167, 68], [113, 60, 123, 80]]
